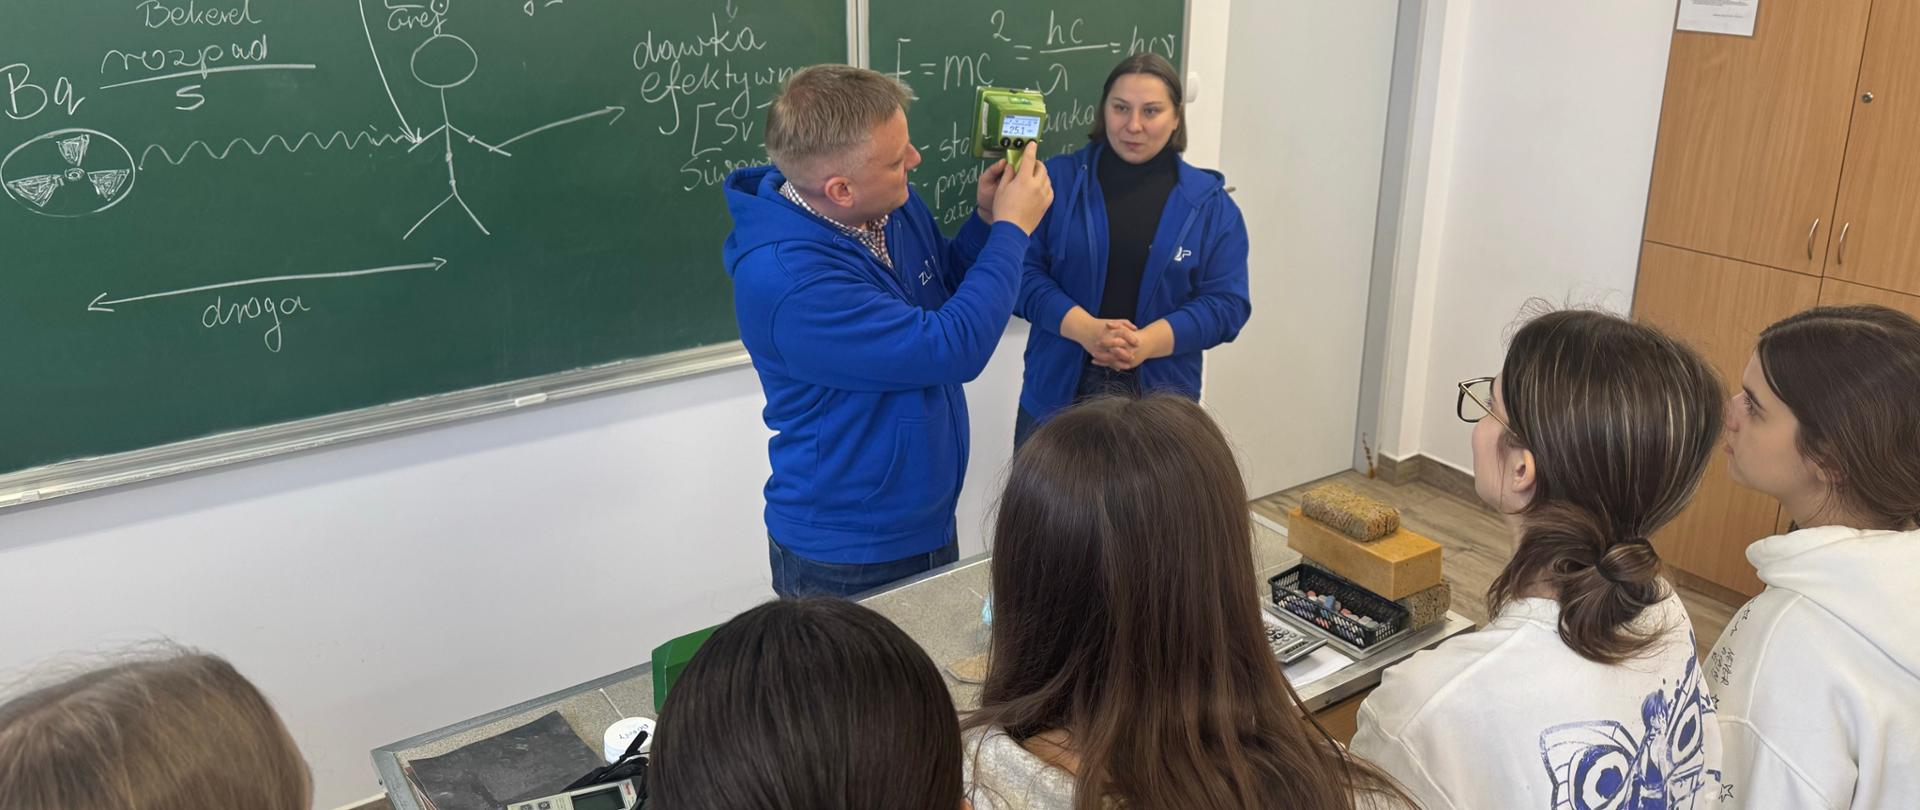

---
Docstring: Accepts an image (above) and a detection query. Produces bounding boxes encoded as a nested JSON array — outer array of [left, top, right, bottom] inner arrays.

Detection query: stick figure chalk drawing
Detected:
[[1, 129, 137, 217], [370, 0, 624, 240]]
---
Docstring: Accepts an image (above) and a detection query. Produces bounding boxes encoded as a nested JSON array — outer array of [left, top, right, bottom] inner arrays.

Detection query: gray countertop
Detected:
[[371, 518, 1475, 809]]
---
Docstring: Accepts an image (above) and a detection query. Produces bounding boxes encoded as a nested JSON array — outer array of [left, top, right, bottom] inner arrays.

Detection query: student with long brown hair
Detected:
[[0, 647, 312, 810], [963, 395, 1408, 810], [1707, 305, 1920, 808], [1352, 308, 1725, 808], [649, 597, 971, 810]]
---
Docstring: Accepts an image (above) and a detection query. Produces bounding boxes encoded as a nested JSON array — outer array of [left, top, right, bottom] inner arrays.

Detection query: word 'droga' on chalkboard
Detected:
[[0, 0, 1182, 501], [0, 0, 843, 482]]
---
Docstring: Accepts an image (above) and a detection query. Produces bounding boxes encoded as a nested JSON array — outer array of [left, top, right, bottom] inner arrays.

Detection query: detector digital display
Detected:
[[1001, 115, 1041, 139], [970, 87, 1048, 170]]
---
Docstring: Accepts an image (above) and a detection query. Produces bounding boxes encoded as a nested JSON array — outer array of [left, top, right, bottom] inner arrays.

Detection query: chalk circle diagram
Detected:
[[2, 129, 138, 217], [412, 31, 479, 89]]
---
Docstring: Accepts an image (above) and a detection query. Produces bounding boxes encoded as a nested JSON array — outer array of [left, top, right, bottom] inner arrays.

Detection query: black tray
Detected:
[[1268, 563, 1410, 650]]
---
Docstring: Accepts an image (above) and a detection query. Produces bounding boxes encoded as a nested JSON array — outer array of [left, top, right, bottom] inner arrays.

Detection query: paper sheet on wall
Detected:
[[1677, 0, 1760, 37]]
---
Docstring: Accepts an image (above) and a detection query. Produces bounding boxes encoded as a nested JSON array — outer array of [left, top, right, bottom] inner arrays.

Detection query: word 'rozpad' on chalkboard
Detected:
[[0, 0, 843, 481], [0, 0, 1187, 499]]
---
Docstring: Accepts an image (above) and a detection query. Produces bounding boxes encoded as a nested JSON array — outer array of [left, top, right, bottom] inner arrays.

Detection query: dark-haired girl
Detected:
[[649, 597, 970, 810], [1707, 305, 1920, 808], [965, 395, 1408, 810], [1353, 308, 1725, 808]]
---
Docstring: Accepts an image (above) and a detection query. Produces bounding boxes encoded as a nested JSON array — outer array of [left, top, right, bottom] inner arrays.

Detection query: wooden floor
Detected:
[[1254, 471, 1739, 661]]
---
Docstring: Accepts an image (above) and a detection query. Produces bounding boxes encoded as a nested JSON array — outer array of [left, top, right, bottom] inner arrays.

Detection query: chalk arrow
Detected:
[[496, 106, 627, 150], [359, 0, 422, 144], [88, 258, 448, 313]]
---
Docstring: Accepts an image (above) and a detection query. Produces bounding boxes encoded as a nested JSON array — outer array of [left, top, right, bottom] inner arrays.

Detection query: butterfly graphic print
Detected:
[[1538, 648, 1722, 809]]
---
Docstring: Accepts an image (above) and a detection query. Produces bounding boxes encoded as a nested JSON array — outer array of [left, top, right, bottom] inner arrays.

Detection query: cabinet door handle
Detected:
[[1838, 222, 1852, 265], [1808, 218, 1821, 260]]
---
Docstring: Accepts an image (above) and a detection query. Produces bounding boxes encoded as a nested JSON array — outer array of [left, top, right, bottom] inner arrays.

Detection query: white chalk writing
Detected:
[[202, 294, 310, 353], [3, 64, 87, 121], [138, 0, 263, 29]]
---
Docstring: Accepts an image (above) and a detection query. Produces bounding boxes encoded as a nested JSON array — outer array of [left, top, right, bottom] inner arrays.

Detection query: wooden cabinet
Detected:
[[1633, 243, 1820, 597], [1821, 278, 1920, 318], [1828, 3, 1920, 296], [1636, 1, 1920, 598], [1643, 0, 1872, 274]]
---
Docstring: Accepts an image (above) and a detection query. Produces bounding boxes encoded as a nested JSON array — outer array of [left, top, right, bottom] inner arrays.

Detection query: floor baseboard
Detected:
[[1376, 453, 1477, 505]]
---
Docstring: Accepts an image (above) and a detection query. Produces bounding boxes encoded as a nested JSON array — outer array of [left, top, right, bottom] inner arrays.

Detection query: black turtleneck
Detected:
[[1095, 141, 1179, 322]]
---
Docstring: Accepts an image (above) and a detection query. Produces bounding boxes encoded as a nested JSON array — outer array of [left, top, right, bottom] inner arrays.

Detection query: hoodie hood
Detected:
[[722, 165, 841, 278], [1749, 524, 1920, 675]]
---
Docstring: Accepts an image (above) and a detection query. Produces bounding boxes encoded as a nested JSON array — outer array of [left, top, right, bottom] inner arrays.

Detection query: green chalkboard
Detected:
[[0, 1, 844, 480], [870, 1, 1185, 233]]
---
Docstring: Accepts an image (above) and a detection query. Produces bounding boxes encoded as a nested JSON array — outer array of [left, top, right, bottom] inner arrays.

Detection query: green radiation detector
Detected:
[[971, 87, 1047, 171]]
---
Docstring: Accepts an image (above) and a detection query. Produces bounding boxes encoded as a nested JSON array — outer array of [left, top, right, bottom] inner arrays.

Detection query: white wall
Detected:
[[1181, 0, 1231, 168], [1375, 0, 1678, 471], [1207, 1, 1401, 496], [0, 325, 1028, 809], [1373, 0, 1468, 461]]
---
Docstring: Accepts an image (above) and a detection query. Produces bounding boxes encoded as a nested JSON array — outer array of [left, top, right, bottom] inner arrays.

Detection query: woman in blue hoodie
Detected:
[[1012, 53, 1252, 445]]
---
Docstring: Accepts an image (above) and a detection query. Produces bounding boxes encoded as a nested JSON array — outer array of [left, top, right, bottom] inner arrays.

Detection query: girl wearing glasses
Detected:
[[1705, 305, 1920, 808], [1352, 309, 1725, 809]]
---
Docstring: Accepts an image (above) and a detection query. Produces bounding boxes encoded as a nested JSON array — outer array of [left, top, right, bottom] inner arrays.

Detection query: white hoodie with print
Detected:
[[1706, 525, 1920, 809], [1353, 591, 1723, 809]]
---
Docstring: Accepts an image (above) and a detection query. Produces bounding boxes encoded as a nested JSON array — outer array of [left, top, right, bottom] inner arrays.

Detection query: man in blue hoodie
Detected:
[[723, 65, 1053, 598]]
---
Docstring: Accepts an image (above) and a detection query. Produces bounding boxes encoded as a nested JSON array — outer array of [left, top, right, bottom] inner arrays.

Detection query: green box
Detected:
[[650, 624, 719, 708], [971, 87, 1048, 170]]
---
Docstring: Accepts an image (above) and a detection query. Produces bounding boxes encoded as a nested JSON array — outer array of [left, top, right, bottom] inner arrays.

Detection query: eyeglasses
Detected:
[[1457, 377, 1518, 437]]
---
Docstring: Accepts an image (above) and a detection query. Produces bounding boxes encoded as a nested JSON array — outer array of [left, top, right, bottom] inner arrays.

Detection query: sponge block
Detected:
[[1396, 579, 1453, 629], [1300, 484, 1400, 541], [1287, 508, 1441, 600]]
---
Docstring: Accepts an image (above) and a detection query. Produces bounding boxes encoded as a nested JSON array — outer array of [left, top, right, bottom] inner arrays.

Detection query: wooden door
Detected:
[[1643, 0, 1872, 274], [1632, 243, 1821, 596], [1828, 4, 1920, 295]]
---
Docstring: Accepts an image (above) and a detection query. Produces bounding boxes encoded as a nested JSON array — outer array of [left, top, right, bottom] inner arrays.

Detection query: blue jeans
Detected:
[[1014, 362, 1140, 449], [768, 532, 960, 599]]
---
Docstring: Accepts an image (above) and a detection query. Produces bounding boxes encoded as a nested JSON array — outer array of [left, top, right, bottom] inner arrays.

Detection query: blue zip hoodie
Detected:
[[1016, 141, 1252, 422], [723, 165, 1032, 564]]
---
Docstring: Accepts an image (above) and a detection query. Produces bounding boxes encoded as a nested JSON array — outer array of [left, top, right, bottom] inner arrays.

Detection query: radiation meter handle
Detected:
[[991, 142, 1053, 236]]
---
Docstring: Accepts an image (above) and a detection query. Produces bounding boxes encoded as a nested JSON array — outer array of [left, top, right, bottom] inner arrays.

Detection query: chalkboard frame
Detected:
[[0, 342, 751, 509], [0, 0, 1191, 511]]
